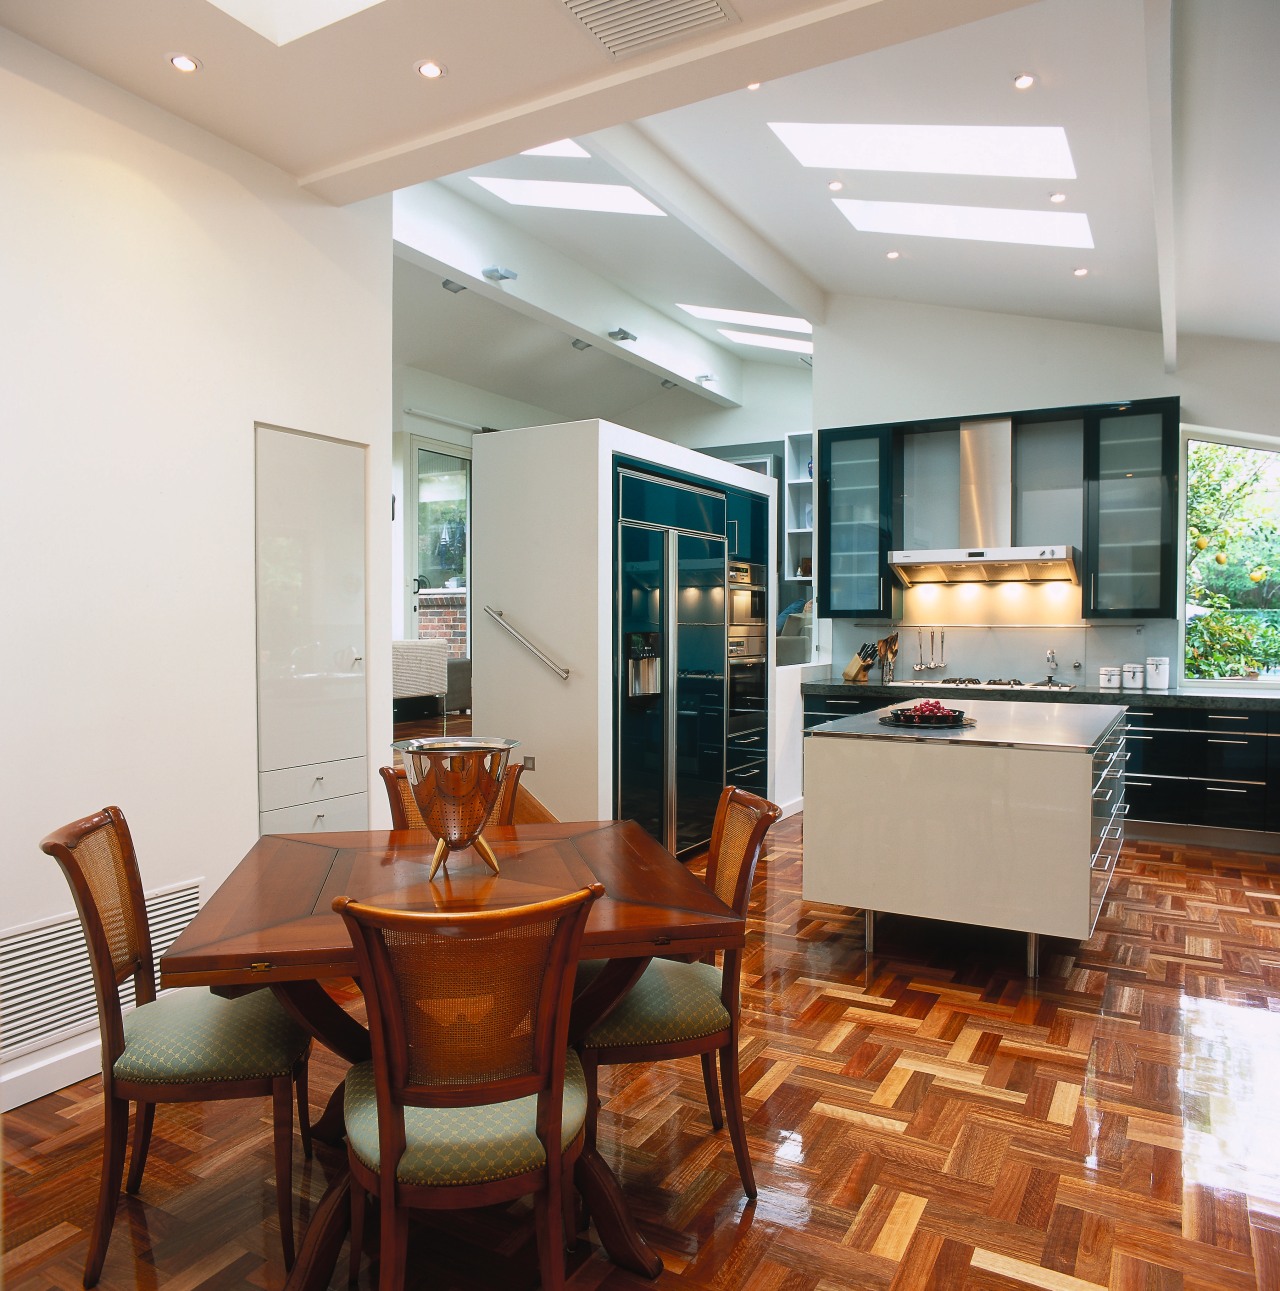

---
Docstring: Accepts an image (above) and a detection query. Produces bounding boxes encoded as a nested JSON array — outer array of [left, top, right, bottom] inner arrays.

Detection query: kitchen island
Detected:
[[803, 698, 1127, 975]]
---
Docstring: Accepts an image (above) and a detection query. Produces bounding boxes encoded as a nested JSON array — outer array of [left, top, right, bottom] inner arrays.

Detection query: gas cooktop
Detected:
[[888, 677, 1076, 691]]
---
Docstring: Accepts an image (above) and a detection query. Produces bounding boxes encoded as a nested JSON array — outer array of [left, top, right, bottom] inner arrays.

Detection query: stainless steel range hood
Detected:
[[889, 418, 1079, 586]]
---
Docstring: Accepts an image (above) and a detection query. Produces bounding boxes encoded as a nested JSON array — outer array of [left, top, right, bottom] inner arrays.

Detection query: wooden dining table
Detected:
[[160, 819, 744, 1289]]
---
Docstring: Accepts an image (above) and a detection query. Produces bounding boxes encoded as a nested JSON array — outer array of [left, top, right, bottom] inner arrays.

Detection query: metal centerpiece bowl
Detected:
[[390, 737, 520, 880]]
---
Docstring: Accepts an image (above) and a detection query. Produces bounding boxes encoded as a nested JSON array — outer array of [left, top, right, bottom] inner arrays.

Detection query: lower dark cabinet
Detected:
[[803, 695, 882, 730]]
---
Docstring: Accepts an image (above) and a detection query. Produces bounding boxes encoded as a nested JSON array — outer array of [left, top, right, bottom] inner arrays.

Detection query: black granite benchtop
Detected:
[[801, 674, 1280, 714]]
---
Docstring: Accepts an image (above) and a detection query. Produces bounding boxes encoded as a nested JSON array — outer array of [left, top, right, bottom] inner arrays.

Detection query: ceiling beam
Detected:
[[1145, 0, 1177, 372], [587, 122, 828, 324], [301, 0, 1041, 203]]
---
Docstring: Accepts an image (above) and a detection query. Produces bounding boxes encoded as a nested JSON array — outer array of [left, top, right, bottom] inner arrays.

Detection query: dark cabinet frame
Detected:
[[1079, 396, 1180, 619]]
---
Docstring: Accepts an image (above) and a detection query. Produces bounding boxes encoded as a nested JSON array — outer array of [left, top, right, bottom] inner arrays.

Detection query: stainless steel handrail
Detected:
[[483, 606, 570, 681]]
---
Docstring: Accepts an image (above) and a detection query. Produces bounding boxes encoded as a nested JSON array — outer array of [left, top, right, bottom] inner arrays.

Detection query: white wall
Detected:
[[814, 296, 1280, 439], [1, 28, 392, 1023]]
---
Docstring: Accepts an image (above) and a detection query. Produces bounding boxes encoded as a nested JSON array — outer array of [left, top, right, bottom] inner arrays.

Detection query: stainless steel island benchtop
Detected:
[[803, 699, 1128, 975], [808, 698, 1127, 753]]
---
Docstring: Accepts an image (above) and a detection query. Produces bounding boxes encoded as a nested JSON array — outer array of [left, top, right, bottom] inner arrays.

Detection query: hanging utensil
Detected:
[[929, 629, 936, 670], [915, 629, 925, 671], [939, 628, 946, 670]]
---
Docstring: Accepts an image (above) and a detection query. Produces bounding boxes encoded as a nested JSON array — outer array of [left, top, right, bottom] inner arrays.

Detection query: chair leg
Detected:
[[348, 1178, 366, 1288], [535, 1187, 566, 1291], [125, 1101, 156, 1194], [271, 1075, 296, 1270], [377, 1195, 408, 1291], [295, 1050, 313, 1160], [579, 1049, 600, 1155], [84, 1093, 129, 1288], [700, 1051, 724, 1130], [718, 1040, 757, 1199]]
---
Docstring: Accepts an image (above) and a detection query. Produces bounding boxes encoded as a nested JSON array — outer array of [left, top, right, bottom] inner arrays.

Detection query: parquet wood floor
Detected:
[[6, 820, 1280, 1289]]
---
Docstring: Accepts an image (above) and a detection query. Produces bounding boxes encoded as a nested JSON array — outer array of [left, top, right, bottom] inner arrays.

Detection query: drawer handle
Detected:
[[1207, 714, 1249, 721], [1127, 734, 1153, 741], [1206, 738, 1248, 745], [1205, 786, 1247, 794], [1127, 780, 1153, 788]]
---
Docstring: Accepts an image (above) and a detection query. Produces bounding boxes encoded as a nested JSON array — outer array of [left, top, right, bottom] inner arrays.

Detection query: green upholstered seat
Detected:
[[343, 1050, 588, 1187], [581, 958, 729, 1049], [114, 987, 311, 1085]]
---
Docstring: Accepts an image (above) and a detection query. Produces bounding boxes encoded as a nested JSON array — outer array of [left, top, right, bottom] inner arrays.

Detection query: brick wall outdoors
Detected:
[[417, 589, 468, 658]]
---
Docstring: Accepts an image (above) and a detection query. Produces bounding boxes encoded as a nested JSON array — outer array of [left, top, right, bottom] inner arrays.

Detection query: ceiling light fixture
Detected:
[[521, 139, 590, 157], [1013, 73, 1035, 89], [746, 82, 761, 91], [571, 338, 592, 350], [886, 250, 900, 260], [608, 328, 637, 342], [469, 177, 665, 216], [676, 304, 811, 334], [440, 279, 466, 293], [769, 122, 1076, 180], [833, 198, 1094, 248], [415, 60, 447, 79], [1049, 192, 1067, 203], [827, 179, 844, 192], [1073, 267, 1089, 277], [718, 329, 814, 355], [661, 379, 678, 389], [481, 266, 517, 282], [696, 374, 716, 384], [169, 53, 201, 72]]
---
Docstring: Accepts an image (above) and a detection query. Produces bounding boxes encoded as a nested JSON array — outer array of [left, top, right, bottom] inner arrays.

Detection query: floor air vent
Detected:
[[562, 0, 737, 58], [0, 881, 201, 1060]]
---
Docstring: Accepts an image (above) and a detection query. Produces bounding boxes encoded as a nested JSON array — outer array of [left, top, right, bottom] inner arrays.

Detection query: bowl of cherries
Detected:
[[887, 698, 966, 727]]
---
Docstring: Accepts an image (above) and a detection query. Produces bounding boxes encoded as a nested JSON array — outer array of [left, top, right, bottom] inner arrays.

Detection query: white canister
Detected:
[[1122, 663, 1145, 691], [1099, 666, 1121, 690], [1146, 656, 1170, 690]]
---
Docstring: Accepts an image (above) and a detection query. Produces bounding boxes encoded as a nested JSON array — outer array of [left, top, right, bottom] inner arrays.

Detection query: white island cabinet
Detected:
[[803, 699, 1126, 975]]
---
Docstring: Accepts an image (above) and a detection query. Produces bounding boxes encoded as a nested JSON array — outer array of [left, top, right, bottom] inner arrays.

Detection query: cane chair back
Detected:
[[40, 807, 311, 1287], [380, 761, 524, 832], [334, 884, 602, 1291]]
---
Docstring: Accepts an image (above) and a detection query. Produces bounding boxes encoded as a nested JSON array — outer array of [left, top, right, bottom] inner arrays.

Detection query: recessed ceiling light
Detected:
[[886, 250, 900, 260], [827, 179, 844, 192], [1049, 192, 1067, 203], [469, 177, 665, 216], [1013, 73, 1036, 89], [676, 304, 811, 334], [833, 198, 1094, 248], [746, 82, 761, 91], [169, 53, 201, 72], [718, 329, 814, 355], [522, 139, 590, 158], [415, 60, 446, 79], [1073, 267, 1089, 277], [769, 123, 1076, 179]]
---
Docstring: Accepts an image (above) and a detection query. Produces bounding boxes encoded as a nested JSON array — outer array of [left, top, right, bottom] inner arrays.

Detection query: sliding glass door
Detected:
[[410, 436, 472, 654]]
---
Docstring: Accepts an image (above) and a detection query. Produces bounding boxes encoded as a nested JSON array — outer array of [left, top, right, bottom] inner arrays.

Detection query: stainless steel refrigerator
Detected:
[[615, 466, 727, 857]]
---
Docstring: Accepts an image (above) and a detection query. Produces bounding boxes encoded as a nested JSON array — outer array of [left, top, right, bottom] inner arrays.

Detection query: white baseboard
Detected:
[[780, 795, 803, 819], [2, 1030, 100, 1111]]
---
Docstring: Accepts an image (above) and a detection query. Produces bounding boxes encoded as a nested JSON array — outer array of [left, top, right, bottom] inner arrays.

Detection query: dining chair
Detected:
[[40, 806, 313, 1287], [334, 882, 604, 1291], [578, 785, 780, 1198], [379, 760, 524, 830]]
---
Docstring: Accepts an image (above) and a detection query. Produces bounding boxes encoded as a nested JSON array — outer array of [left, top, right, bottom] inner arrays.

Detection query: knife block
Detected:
[[842, 655, 871, 684]]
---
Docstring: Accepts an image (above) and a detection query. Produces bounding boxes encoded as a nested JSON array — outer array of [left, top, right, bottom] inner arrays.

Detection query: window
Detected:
[[409, 434, 471, 657], [1182, 428, 1280, 683]]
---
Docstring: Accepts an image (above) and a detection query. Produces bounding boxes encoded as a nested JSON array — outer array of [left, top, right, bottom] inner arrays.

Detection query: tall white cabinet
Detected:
[[256, 426, 368, 834]]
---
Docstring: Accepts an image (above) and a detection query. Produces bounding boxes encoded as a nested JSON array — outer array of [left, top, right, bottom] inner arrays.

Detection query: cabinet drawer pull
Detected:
[[1205, 786, 1247, 794], [1207, 714, 1249, 721], [1127, 780, 1153, 788], [1206, 738, 1248, 745], [1126, 733, 1153, 741]]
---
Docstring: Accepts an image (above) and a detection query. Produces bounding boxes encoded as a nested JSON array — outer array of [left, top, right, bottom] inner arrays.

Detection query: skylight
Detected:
[[204, 0, 388, 45], [769, 123, 1077, 179], [833, 199, 1094, 248], [469, 178, 665, 216], [718, 330, 814, 355], [678, 304, 811, 334], [521, 140, 591, 158]]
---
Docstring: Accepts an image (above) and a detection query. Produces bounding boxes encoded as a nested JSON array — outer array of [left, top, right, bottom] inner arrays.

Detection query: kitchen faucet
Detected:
[[1046, 647, 1058, 671]]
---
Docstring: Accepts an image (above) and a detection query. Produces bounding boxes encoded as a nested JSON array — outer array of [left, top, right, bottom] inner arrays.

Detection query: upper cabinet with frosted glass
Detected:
[[817, 425, 896, 619], [1082, 397, 1179, 618]]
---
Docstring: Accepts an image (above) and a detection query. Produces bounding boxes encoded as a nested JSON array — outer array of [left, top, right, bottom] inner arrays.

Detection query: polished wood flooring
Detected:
[[6, 821, 1280, 1289]]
